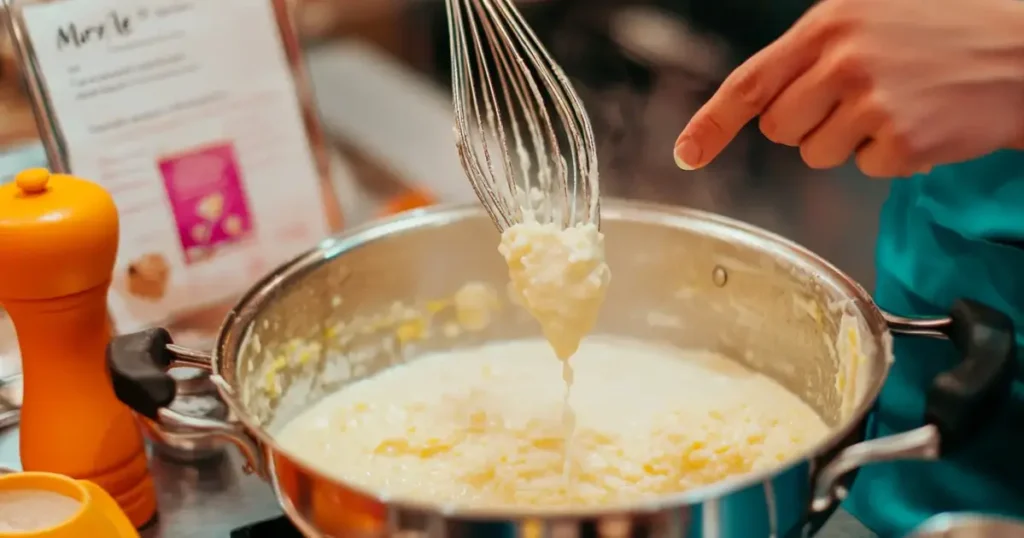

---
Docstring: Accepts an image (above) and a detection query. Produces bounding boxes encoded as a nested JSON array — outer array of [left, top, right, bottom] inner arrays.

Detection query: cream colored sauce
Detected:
[[498, 216, 610, 361], [0, 490, 82, 532], [499, 215, 611, 476], [276, 337, 828, 509]]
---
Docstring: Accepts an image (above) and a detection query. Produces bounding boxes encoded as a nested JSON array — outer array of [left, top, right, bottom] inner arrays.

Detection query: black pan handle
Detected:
[[812, 298, 1016, 513], [107, 329, 267, 476], [926, 298, 1016, 455], [107, 328, 179, 420]]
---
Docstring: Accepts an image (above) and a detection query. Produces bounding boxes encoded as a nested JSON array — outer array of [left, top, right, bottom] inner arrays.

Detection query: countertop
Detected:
[[0, 427, 280, 537]]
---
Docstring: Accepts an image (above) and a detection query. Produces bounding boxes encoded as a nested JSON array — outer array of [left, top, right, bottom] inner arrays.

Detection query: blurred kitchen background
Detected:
[[308, 0, 888, 285], [0, 0, 889, 375], [0, 0, 888, 284], [0, 0, 887, 439]]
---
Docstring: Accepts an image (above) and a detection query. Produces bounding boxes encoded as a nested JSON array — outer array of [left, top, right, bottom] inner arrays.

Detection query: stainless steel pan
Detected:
[[106, 202, 1016, 538]]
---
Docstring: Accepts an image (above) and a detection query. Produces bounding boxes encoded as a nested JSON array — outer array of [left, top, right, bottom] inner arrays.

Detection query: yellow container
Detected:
[[0, 472, 138, 537]]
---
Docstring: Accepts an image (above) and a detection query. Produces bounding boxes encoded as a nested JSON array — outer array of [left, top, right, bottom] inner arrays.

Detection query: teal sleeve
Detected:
[[843, 151, 1024, 537]]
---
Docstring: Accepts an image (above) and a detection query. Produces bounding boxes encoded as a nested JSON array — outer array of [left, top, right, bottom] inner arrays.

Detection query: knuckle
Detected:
[[800, 143, 839, 170], [854, 151, 880, 177], [678, 113, 727, 165], [856, 143, 906, 178], [689, 113, 726, 142], [856, 156, 889, 178], [799, 144, 823, 168], [828, 0, 868, 31], [758, 114, 784, 144], [856, 94, 893, 133], [829, 45, 869, 85], [859, 94, 887, 119], [726, 69, 770, 112], [885, 125, 924, 165]]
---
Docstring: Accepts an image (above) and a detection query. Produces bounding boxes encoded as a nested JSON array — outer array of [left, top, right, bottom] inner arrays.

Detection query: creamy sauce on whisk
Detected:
[[499, 213, 610, 475], [499, 215, 610, 361]]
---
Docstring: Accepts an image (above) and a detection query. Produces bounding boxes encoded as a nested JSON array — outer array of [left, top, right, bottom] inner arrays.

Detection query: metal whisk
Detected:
[[446, 0, 601, 232]]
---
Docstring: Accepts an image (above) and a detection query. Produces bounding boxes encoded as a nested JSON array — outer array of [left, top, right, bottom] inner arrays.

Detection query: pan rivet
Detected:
[[712, 266, 728, 287]]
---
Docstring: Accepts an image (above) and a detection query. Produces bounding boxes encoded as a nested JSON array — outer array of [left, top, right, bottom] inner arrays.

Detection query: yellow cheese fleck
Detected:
[[426, 299, 452, 313], [396, 318, 428, 344]]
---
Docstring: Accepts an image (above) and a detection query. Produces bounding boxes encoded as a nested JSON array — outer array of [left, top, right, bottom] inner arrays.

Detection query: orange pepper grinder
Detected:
[[0, 168, 158, 528]]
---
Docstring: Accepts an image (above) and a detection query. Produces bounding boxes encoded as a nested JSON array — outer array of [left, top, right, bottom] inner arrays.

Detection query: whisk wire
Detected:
[[496, 0, 586, 223], [446, 0, 600, 231], [471, 2, 528, 221], [448, 1, 508, 228]]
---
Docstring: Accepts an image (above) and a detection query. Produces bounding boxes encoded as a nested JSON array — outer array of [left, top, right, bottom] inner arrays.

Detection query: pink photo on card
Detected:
[[157, 142, 254, 264]]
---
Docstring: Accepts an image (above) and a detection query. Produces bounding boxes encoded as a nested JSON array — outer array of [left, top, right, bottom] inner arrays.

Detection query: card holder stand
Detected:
[[2, 0, 344, 341]]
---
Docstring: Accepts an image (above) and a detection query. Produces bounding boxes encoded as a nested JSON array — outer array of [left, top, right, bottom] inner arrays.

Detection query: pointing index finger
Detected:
[[674, 21, 822, 170]]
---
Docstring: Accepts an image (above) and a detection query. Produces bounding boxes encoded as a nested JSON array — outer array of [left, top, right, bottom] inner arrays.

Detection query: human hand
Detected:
[[673, 0, 1024, 177]]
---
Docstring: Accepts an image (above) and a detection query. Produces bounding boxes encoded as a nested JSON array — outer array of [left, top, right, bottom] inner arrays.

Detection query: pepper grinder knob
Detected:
[[0, 168, 158, 528]]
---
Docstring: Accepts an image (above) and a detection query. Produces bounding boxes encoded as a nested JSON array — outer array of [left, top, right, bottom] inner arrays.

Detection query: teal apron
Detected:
[[844, 150, 1024, 537]]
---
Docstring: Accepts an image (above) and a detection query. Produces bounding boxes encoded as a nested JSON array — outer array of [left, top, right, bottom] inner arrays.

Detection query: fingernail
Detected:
[[674, 137, 702, 170]]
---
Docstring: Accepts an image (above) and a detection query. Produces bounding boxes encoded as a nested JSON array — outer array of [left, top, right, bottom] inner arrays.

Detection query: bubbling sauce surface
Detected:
[[276, 337, 829, 509]]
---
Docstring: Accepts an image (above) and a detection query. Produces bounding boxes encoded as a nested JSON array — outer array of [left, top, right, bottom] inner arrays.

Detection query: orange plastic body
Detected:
[[7, 292, 157, 528], [0, 472, 139, 538], [0, 169, 157, 528]]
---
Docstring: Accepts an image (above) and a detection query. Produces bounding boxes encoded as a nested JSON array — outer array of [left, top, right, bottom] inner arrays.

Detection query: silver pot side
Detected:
[[206, 201, 892, 537], [105, 202, 1016, 537], [219, 202, 891, 432]]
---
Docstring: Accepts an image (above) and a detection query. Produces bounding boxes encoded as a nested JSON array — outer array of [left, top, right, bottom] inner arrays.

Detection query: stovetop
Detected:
[[230, 516, 304, 537], [229, 513, 874, 538]]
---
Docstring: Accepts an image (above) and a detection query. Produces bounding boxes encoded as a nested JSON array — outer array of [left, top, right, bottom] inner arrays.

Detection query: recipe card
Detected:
[[9, 0, 334, 332]]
